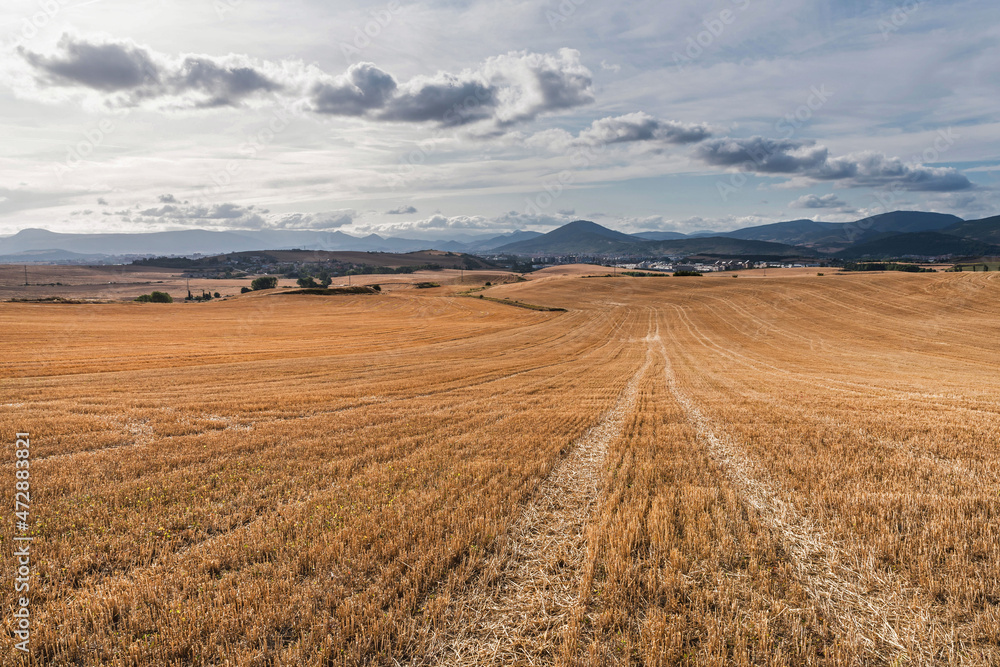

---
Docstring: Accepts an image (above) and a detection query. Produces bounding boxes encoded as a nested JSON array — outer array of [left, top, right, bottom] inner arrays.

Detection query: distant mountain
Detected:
[[492, 220, 814, 258], [718, 212, 963, 250], [495, 220, 639, 254], [0, 249, 110, 263], [836, 232, 1000, 259], [0, 228, 263, 256], [719, 219, 841, 245], [0, 228, 446, 256], [480, 230, 544, 249], [942, 215, 1000, 244], [631, 231, 689, 241], [851, 211, 963, 234]]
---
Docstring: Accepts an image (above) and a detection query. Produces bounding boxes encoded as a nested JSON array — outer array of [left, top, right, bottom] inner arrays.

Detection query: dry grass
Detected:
[[1, 271, 998, 665]]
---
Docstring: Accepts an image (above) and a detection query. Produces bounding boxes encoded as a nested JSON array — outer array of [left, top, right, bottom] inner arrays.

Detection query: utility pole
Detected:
[[24, 266, 28, 286]]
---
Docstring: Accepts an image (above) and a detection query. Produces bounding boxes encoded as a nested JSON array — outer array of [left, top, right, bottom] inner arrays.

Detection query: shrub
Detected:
[[241, 287, 251, 294], [134, 291, 173, 303], [251, 276, 278, 291], [674, 270, 703, 277]]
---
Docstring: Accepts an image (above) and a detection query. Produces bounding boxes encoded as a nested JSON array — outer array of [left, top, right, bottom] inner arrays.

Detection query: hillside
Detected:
[[719, 219, 841, 245], [836, 231, 1000, 259], [942, 215, 1000, 244], [645, 236, 818, 258]]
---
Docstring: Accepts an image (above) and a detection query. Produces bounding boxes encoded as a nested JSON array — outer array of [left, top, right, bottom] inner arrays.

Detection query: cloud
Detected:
[[697, 136, 973, 192], [576, 112, 711, 146], [310, 62, 399, 116], [20, 37, 160, 92], [135, 202, 266, 223], [696, 136, 829, 173], [266, 211, 355, 230], [18, 35, 285, 109], [386, 205, 417, 215], [17, 37, 592, 128], [600, 60, 621, 73], [313, 49, 594, 127], [120, 198, 354, 230], [789, 193, 849, 209]]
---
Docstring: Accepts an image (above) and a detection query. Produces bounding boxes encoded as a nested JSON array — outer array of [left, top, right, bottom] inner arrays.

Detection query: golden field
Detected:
[[1, 270, 999, 665]]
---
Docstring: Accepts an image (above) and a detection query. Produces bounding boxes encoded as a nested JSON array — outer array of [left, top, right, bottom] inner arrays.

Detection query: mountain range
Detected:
[[2, 211, 999, 262]]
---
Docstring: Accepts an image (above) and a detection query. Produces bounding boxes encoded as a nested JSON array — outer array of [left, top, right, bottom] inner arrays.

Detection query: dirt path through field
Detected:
[[423, 332, 654, 665], [653, 322, 948, 664]]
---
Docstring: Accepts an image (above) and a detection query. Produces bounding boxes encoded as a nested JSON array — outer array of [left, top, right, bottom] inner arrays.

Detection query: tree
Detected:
[[297, 276, 319, 288], [241, 286, 251, 294], [214, 292, 221, 298], [251, 276, 278, 290]]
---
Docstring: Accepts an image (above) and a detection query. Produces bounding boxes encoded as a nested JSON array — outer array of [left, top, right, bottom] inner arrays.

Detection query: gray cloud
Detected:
[[20, 35, 285, 109], [20, 36, 159, 92], [268, 211, 355, 230], [313, 49, 594, 127], [386, 205, 417, 214], [697, 136, 830, 173], [789, 193, 849, 209], [577, 113, 711, 146], [311, 62, 398, 116], [697, 136, 973, 192], [172, 56, 283, 108]]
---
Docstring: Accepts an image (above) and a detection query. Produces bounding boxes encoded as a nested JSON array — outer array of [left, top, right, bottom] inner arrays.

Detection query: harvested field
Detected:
[[2, 271, 998, 665]]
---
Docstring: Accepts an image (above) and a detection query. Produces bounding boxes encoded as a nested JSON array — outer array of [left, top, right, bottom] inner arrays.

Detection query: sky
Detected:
[[1, 0, 998, 240]]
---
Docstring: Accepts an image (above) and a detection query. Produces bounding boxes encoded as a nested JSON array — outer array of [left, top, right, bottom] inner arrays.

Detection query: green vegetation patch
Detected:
[[841, 262, 934, 273]]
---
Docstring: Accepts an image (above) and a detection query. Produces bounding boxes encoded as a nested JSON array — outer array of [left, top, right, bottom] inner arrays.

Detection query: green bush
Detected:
[[251, 276, 278, 290], [134, 291, 173, 303], [673, 270, 703, 277], [240, 286, 251, 294]]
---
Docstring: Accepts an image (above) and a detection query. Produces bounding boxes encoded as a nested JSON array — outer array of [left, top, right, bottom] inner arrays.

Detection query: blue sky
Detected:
[[0, 0, 998, 239]]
